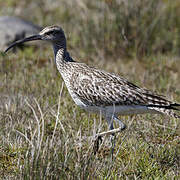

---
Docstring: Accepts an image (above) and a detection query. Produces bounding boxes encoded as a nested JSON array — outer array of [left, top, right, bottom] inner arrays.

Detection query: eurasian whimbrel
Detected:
[[5, 25, 180, 136]]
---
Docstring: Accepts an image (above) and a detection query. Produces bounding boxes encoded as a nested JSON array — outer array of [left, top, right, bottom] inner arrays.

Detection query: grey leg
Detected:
[[105, 115, 126, 131], [109, 116, 126, 158], [93, 115, 126, 154], [113, 116, 126, 130], [105, 115, 114, 130], [105, 115, 117, 156]]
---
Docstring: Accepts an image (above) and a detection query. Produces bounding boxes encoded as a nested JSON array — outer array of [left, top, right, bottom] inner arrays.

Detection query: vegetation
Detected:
[[0, 0, 180, 179]]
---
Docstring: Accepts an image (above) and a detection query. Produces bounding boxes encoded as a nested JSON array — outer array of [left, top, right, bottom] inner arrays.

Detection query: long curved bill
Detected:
[[4, 34, 42, 53]]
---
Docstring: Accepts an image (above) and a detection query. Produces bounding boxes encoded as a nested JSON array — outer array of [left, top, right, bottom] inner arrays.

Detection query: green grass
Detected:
[[0, 0, 180, 179]]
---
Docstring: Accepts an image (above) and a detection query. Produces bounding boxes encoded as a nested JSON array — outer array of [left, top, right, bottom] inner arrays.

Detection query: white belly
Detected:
[[70, 93, 159, 116], [71, 99, 159, 116], [105, 105, 158, 116]]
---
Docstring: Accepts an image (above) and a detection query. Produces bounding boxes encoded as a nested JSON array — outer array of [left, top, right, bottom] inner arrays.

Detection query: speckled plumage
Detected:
[[60, 61, 180, 117], [5, 25, 180, 131]]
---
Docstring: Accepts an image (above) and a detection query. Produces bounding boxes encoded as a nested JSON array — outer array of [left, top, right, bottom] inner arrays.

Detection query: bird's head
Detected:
[[39, 25, 65, 42], [5, 25, 66, 53]]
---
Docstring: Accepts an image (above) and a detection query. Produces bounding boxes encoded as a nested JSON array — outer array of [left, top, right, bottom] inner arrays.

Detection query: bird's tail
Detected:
[[147, 103, 180, 119]]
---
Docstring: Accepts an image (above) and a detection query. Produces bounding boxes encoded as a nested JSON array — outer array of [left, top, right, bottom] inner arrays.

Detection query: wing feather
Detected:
[[70, 64, 173, 108]]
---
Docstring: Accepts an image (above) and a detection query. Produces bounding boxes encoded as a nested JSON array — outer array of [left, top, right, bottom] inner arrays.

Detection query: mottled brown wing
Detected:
[[71, 66, 172, 107]]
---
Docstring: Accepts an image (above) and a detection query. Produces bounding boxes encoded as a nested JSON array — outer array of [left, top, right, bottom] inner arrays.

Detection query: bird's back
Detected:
[[59, 62, 180, 118]]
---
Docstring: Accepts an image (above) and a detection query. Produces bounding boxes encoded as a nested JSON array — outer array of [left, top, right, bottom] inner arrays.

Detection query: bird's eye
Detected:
[[45, 31, 53, 35], [53, 30, 58, 34], [45, 30, 58, 36]]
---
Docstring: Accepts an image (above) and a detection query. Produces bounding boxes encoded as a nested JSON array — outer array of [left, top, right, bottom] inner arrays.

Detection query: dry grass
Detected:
[[0, 0, 180, 179]]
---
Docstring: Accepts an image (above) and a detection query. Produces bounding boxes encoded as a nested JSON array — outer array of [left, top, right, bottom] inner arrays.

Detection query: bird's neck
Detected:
[[52, 42, 74, 68]]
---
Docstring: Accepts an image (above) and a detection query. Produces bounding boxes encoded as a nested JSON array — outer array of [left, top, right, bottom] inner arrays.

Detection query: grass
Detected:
[[0, 0, 180, 179]]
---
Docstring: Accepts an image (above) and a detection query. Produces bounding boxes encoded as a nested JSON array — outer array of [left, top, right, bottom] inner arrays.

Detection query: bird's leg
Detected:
[[95, 116, 126, 137], [105, 114, 114, 131], [93, 115, 114, 154], [110, 133, 116, 160], [113, 116, 126, 130], [108, 116, 126, 158], [106, 115, 117, 157], [93, 116, 126, 154]]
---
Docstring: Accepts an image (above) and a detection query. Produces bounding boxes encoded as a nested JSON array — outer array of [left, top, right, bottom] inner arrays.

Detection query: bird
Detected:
[[5, 25, 180, 136]]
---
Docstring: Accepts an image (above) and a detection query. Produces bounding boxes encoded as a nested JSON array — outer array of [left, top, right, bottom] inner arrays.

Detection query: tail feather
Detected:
[[139, 86, 180, 118], [147, 103, 180, 111], [147, 103, 180, 119], [171, 103, 180, 110]]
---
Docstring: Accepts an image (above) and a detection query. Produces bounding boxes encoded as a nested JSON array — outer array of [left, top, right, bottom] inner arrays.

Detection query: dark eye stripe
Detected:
[[45, 31, 53, 35]]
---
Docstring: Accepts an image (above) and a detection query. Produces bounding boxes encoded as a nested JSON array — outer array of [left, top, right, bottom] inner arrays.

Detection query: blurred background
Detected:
[[1, 0, 180, 59]]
